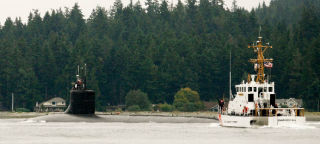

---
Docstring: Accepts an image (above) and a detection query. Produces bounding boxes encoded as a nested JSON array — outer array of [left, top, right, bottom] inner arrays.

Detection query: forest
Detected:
[[0, 0, 319, 111]]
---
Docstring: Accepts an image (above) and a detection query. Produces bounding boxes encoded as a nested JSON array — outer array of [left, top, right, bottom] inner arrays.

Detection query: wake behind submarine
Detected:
[[65, 64, 95, 114]]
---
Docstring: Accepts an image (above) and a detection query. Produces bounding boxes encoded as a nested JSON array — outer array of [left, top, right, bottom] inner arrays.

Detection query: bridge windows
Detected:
[[236, 85, 273, 93]]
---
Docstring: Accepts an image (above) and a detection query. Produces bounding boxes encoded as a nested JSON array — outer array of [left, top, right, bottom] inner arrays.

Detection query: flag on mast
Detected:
[[264, 62, 273, 68]]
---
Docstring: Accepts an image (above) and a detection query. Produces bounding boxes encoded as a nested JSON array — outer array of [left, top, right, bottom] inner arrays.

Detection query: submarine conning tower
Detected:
[[65, 64, 95, 114]]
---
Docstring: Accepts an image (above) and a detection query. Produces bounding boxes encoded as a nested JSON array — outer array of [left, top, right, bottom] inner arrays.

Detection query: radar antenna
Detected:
[[258, 26, 261, 37]]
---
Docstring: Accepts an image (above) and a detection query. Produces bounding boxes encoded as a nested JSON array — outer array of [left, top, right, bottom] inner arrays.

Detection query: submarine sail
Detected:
[[65, 64, 95, 114]]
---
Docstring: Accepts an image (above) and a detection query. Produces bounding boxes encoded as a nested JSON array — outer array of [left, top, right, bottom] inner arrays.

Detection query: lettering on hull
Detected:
[[223, 121, 237, 123]]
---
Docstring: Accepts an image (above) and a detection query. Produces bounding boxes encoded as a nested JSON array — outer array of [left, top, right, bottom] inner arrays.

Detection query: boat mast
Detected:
[[84, 63, 87, 89], [77, 65, 80, 76], [229, 50, 232, 100], [248, 27, 273, 83]]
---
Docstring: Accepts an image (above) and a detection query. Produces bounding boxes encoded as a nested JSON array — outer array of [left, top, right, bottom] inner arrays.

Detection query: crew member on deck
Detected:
[[218, 99, 225, 113], [74, 75, 83, 90]]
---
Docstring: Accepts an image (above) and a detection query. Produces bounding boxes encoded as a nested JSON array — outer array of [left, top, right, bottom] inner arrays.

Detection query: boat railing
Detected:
[[254, 108, 304, 117]]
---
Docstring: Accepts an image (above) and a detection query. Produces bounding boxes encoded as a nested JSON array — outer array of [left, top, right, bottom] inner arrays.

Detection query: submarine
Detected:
[[65, 64, 95, 114]]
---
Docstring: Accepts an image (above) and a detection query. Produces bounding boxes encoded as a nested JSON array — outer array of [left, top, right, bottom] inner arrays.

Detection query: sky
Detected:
[[0, 0, 270, 25]]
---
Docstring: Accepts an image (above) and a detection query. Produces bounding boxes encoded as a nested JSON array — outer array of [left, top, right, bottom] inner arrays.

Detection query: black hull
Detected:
[[65, 90, 95, 114]]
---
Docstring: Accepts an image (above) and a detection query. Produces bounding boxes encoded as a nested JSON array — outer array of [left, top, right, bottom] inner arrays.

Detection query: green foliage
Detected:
[[127, 105, 141, 112], [115, 108, 123, 112], [280, 104, 289, 108], [125, 90, 151, 111], [173, 88, 204, 112], [0, 0, 319, 111], [15, 108, 31, 112], [159, 103, 174, 112]]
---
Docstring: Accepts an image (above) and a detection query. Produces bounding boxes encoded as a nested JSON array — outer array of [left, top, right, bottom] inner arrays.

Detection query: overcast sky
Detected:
[[0, 0, 270, 25]]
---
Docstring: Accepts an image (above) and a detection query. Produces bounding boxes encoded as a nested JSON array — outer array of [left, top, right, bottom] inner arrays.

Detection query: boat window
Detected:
[[248, 87, 252, 92], [269, 87, 273, 92], [254, 87, 257, 92], [236, 87, 239, 92], [244, 87, 246, 92], [264, 87, 267, 92]]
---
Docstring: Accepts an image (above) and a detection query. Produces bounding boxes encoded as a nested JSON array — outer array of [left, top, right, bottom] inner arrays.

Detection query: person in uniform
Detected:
[[218, 99, 225, 113]]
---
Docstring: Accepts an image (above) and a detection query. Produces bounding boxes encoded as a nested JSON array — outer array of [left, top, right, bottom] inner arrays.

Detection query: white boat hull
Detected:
[[219, 114, 306, 128]]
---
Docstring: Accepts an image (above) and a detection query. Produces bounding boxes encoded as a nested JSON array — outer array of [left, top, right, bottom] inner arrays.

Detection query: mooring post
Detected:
[[318, 99, 320, 112], [11, 93, 14, 112]]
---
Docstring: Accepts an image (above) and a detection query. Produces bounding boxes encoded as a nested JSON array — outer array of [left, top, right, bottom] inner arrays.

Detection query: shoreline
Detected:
[[97, 111, 320, 121], [96, 111, 218, 120], [0, 112, 48, 119], [1, 111, 320, 121]]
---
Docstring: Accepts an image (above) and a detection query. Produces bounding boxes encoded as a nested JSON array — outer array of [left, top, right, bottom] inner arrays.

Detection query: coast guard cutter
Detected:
[[219, 35, 306, 127]]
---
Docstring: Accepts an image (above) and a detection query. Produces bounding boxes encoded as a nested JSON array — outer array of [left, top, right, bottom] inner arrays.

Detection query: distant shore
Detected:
[[0, 112, 48, 119], [304, 112, 320, 121], [96, 111, 218, 119], [1, 111, 320, 121], [98, 111, 320, 121], [0, 111, 218, 120]]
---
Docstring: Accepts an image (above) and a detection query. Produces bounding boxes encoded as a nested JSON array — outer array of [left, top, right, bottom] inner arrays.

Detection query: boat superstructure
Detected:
[[219, 35, 305, 127]]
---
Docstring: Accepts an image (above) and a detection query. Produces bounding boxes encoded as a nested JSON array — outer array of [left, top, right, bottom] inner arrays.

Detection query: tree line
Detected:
[[0, 0, 319, 111]]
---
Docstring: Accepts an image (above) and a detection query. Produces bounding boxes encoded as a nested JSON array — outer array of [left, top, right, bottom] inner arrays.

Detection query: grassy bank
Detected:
[[305, 112, 320, 121], [0, 112, 47, 119], [96, 111, 218, 120]]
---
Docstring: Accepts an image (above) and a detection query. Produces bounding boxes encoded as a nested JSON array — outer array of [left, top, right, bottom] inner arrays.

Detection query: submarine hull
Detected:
[[65, 90, 95, 114]]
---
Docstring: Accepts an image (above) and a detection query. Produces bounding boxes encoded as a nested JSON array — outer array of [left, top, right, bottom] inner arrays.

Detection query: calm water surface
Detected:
[[0, 119, 319, 144]]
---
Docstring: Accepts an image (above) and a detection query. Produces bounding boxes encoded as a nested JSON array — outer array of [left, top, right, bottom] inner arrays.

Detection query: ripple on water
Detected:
[[257, 122, 317, 129]]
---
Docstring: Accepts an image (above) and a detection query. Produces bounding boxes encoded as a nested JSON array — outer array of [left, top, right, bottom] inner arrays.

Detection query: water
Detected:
[[1, 119, 320, 144]]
